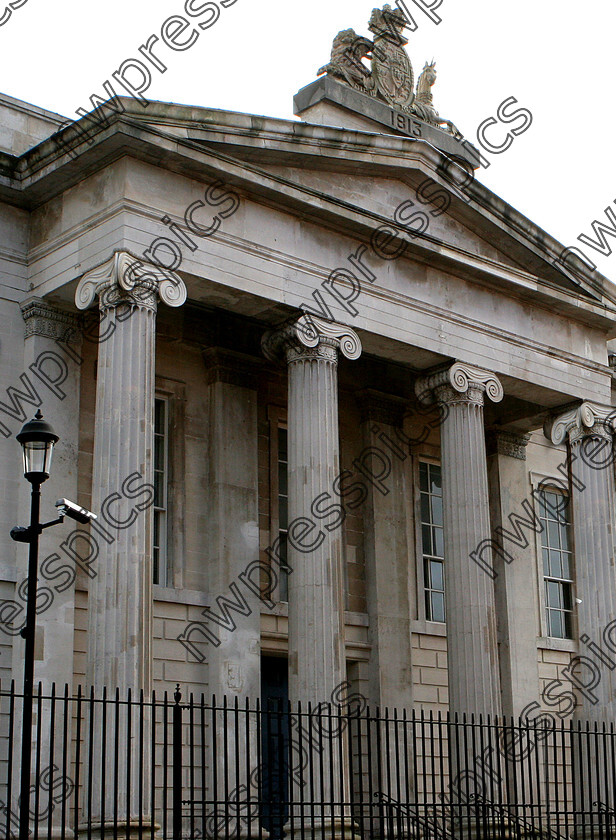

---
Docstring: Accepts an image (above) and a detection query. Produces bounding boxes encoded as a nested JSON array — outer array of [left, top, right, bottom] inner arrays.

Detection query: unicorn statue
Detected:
[[411, 61, 461, 138]]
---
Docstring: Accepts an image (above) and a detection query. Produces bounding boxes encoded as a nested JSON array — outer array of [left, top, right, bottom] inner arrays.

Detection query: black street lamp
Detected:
[[11, 411, 95, 840], [13, 409, 59, 840]]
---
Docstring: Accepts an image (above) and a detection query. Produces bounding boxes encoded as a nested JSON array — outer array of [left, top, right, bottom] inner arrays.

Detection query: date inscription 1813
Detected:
[[390, 109, 424, 137]]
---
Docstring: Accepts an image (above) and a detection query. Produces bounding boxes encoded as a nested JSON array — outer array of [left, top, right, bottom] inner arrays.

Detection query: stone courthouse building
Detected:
[[1, 4, 616, 834]]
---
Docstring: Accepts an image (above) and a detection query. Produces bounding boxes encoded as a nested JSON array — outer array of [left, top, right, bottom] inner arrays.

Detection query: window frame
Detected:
[[153, 377, 186, 590], [535, 484, 575, 641], [414, 456, 446, 625], [153, 396, 170, 587], [267, 405, 290, 605], [530, 471, 576, 643]]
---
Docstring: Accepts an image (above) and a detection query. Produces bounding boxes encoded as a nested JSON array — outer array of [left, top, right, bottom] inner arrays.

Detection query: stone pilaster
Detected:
[[356, 389, 412, 710], [262, 314, 361, 839], [75, 251, 186, 833], [10, 300, 82, 837], [202, 347, 262, 839], [416, 362, 503, 718], [486, 430, 539, 719], [17, 299, 82, 693]]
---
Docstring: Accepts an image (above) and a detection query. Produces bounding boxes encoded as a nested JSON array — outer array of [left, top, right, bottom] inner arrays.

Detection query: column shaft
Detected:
[[546, 403, 616, 825], [287, 341, 345, 704], [262, 315, 361, 839], [86, 298, 155, 693], [441, 393, 501, 715], [416, 363, 504, 719]]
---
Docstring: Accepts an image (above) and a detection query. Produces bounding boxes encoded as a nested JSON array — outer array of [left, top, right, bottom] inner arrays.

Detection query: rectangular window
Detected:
[[538, 489, 573, 639], [277, 426, 289, 602], [420, 461, 445, 623], [153, 397, 169, 586]]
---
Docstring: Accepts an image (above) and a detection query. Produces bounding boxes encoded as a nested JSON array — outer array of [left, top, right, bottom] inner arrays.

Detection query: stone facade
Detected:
[[1, 77, 616, 788]]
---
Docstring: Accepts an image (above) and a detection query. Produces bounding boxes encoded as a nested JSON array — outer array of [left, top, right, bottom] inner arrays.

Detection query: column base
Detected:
[[572, 824, 616, 840], [77, 819, 159, 839], [283, 816, 359, 840], [455, 816, 540, 839]]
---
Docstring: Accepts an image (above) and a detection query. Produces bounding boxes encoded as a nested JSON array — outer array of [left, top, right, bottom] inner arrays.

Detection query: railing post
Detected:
[[172, 685, 182, 840]]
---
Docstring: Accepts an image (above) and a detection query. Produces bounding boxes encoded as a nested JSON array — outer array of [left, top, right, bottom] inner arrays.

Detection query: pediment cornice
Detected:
[[3, 103, 616, 326]]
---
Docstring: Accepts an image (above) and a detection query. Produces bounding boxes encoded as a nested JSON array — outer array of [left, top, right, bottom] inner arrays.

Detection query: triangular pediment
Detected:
[[5, 96, 616, 328]]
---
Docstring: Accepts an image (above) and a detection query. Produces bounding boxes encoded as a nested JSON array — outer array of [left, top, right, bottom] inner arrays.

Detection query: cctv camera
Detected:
[[55, 498, 97, 525]]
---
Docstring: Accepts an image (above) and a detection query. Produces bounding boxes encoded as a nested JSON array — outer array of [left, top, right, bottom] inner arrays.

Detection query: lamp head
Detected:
[[16, 410, 59, 484]]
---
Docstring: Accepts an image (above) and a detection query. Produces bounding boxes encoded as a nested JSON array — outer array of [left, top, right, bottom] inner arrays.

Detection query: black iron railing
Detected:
[[0, 683, 615, 838]]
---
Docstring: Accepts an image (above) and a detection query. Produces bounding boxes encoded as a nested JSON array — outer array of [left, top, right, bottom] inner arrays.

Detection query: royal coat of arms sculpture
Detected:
[[317, 4, 460, 137]]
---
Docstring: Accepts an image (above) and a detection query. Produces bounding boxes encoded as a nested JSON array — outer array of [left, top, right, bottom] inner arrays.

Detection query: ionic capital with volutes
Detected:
[[544, 401, 616, 447], [415, 361, 504, 408], [261, 313, 362, 366], [75, 251, 187, 313]]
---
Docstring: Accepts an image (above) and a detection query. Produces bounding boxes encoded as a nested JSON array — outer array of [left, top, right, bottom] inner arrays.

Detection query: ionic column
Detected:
[[262, 314, 361, 705], [416, 363, 504, 718], [75, 251, 186, 835], [545, 403, 616, 722], [545, 403, 616, 826], [262, 314, 361, 840]]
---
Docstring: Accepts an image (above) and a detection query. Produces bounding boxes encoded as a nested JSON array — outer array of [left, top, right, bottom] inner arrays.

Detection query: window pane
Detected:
[[548, 610, 564, 640], [153, 547, 159, 585], [422, 524, 432, 556], [278, 464, 288, 497], [431, 494, 443, 527], [419, 461, 428, 492], [155, 399, 165, 432], [433, 527, 444, 559], [279, 496, 288, 530], [420, 493, 431, 523], [429, 464, 442, 493], [549, 550, 562, 579], [561, 553, 572, 580], [431, 560, 443, 592], [546, 581, 561, 608], [278, 533, 288, 602], [560, 526, 570, 552], [431, 592, 445, 623], [547, 519, 560, 549], [562, 582, 572, 611], [278, 428, 288, 461], [542, 548, 550, 576], [564, 610, 573, 639]]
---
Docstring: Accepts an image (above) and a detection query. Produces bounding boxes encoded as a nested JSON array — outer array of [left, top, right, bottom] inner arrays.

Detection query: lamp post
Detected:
[[12, 410, 58, 840]]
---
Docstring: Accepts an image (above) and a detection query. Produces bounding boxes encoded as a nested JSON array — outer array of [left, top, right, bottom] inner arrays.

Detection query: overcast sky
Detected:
[[2, 0, 614, 283]]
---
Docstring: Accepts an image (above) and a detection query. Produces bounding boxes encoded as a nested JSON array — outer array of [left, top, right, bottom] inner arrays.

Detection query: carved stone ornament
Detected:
[[486, 429, 531, 461], [415, 362, 504, 406], [369, 6, 414, 110], [75, 251, 187, 311], [262, 314, 362, 364], [21, 298, 81, 342], [316, 4, 461, 136], [544, 402, 616, 446]]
